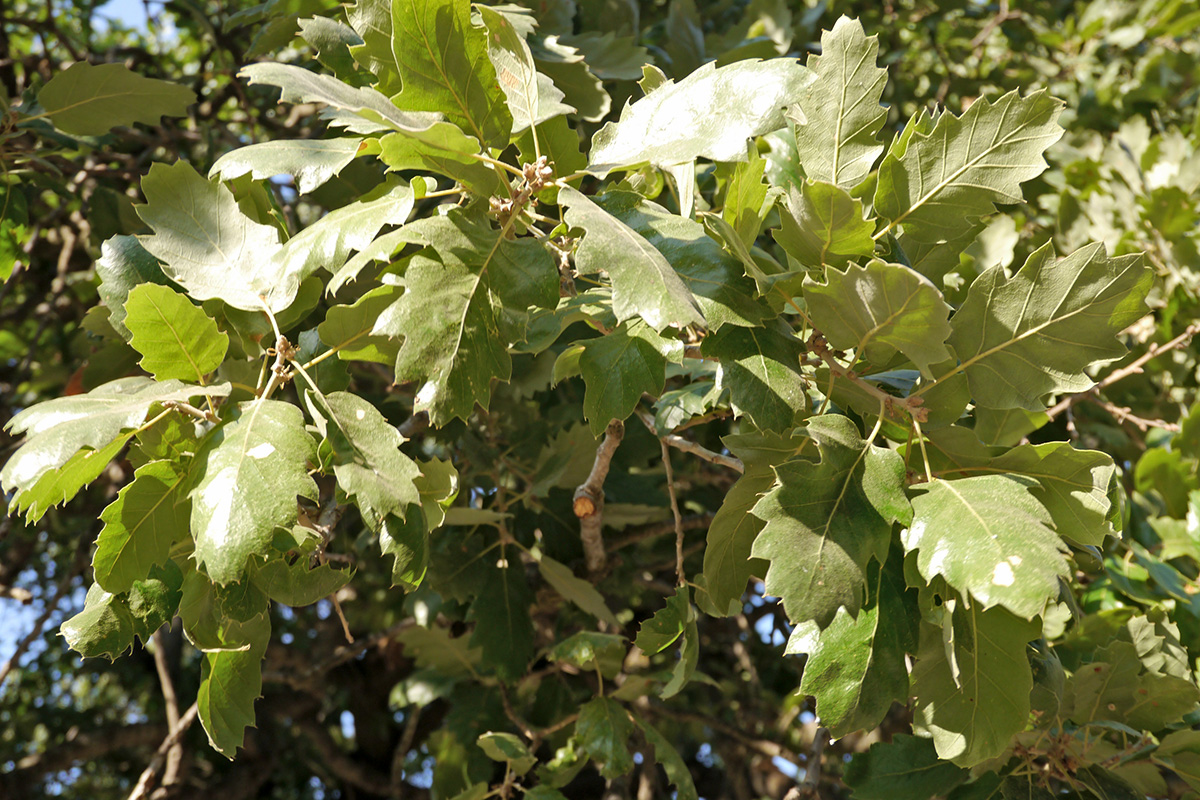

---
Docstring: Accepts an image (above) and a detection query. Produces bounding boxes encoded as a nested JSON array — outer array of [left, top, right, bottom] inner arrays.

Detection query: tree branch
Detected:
[[127, 702, 200, 800], [150, 630, 184, 788], [635, 409, 744, 472], [574, 419, 624, 576], [0, 723, 168, 794], [1045, 321, 1200, 424]]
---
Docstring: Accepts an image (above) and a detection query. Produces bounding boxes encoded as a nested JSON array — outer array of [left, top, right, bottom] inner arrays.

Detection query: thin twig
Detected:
[[127, 703, 200, 800], [150, 630, 183, 788], [1045, 321, 1200, 422], [809, 332, 926, 423], [331, 594, 354, 644], [635, 410, 744, 472], [787, 726, 829, 799], [660, 439, 687, 586], [574, 420, 625, 576], [390, 704, 421, 799]]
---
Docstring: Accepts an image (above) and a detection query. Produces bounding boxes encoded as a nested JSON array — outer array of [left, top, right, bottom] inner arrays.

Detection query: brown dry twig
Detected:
[[1045, 321, 1200, 426], [574, 419, 625, 576]]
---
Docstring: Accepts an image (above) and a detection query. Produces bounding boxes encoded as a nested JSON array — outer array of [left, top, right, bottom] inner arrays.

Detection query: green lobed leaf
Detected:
[[699, 322, 809, 433], [579, 320, 683, 435], [346, 0, 402, 94], [305, 390, 420, 529], [1064, 641, 1200, 731], [587, 58, 813, 174], [38, 61, 195, 135], [911, 603, 1039, 766], [698, 429, 812, 615], [803, 259, 953, 377], [722, 149, 773, 248], [594, 192, 772, 329], [786, 553, 916, 737], [395, 625, 481, 677], [61, 584, 135, 660], [874, 90, 1064, 271], [537, 555, 619, 626], [178, 571, 267, 653], [477, 732, 537, 776], [943, 242, 1152, 411], [126, 567, 183, 642], [1, 377, 228, 494], [198, 612, 270, 758], [380, 510, 429, 590], [466, 559, 536, 680], [12, 435, 130, 522], [96, 235, 170, 340], [635, 585, 690, 656], [844, 734, 968, 800], [271, 180, 414, 294], [239, 62, 445, 134], [190, 400, 318, 585], [560, 186, 705, 332], [316, 284, 403, 363], [751, 414, 911, 628], [478, 6, 574, 134], [370, 216, 545, 425], [925, 427, 1118, 548], [550, 632, 626, 674], [124, 283, 228, 383], [136, 162, 288, 313], [660, 597, 698, 698], [389, 0, 512, 148], [377, 128, 503, 197], [575, 697, 635, 779], [251, 559, 352, 607], [297, 16, 366, 83], [209, 138, 369, 195], [94, 460, 190, 594], [637, 718, 700, 800], [773, 180, 876, 268], [789, 17, 888, 188], [905, 475, 1067, 620], [530, 36, 610, 123]]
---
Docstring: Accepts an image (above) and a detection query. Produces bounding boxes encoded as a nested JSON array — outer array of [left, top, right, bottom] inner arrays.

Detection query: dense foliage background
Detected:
[[2, 1, 1199, 799]]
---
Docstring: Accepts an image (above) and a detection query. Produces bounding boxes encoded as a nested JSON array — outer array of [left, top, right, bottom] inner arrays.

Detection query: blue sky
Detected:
[[96, 0, 151, 29]]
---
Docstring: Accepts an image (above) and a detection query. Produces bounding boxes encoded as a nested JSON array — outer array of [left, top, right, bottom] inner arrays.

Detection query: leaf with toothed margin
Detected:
[[209, 138, 372, 195], [586, 58, 813, 175], [198, 612, 270, 758], [788, 16, 888, 188], [578, 320, 683, 435], [124, 283, 229, 383], [271, 180, 414, 305], [1, 377, 229, 499], [136, 162, 287, 313], [910, 603, 1038, 766], [945, 242, 1151, 411], [371, 208, 557, 425], [388, 0, 512, 148], [803, 259, 952, 378], [750, 414, 911, 628], [903, 474, 1068, 621], [304, 390, 420, 530], [559, 186, 705, 332], [190, 400, 318, 585], [38, 61, 195, 135], [593, 192, 772, 330], [93, 460, 191, 594]]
